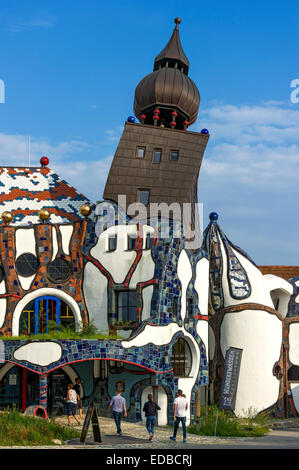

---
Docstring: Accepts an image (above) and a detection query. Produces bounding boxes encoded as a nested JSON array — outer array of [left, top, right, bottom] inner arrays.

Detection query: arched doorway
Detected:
[[0, 364, 76, 414], [19, 296, 75, 335]]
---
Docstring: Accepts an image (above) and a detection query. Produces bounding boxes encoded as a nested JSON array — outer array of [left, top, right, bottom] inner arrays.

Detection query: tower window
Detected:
[[153, 149, 162, 163], [170, 150, 179, 161], [136, 147, 146, 158], [108, 235, 117, 252], [138, 189, 150, 206]]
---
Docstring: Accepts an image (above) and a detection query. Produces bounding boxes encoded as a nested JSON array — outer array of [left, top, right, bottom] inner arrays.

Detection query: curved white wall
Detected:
[[220, 310, 282, 416], [83, 262, 109, 334]]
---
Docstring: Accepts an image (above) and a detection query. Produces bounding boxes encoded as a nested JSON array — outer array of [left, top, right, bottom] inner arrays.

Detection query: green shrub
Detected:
[[188, 405, 270, 438]]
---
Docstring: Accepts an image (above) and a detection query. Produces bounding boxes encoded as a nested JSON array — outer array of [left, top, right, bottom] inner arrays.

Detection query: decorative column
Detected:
[[39, 373, 48, 411], [153, 108, 160, 126], [170, 111, 178, 129]]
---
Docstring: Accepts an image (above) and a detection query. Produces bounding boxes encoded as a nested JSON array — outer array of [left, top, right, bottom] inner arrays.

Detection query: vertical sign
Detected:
[[80, 405, 102, 444], [218, 347, 243, 411]]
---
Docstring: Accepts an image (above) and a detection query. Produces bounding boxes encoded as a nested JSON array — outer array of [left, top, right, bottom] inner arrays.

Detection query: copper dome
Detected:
[[133, 18, 200, 129], [134, 67, 200, 126]]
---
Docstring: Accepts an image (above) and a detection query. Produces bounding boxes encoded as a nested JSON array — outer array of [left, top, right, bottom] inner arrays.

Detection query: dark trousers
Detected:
[[113, 411, 123, 434], [173, 416, 187, 439]]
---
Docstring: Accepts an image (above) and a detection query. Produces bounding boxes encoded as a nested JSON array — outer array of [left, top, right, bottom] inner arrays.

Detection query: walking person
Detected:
[[108, 389, 127, 435], [73, 377, 84, 419], [170, 389, 188, 443], [65, 383, 81, 426], [143, 393, 161, 441]]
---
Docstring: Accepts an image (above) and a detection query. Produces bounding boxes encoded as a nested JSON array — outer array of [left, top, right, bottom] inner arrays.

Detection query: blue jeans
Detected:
[[113, 411, 123, 434], [173, 416, 187, 439], [146, 416, 156, 435]]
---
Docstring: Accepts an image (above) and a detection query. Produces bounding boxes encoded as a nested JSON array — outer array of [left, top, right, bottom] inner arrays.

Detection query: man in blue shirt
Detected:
[[108, 389, 127, 435]]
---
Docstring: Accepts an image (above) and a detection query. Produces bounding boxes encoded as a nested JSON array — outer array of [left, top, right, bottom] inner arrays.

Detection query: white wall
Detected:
[[220, 310, 282, 416]]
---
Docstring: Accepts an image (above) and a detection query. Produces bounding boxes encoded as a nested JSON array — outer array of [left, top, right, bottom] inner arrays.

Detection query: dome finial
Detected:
[[174, 17, 181, 26]]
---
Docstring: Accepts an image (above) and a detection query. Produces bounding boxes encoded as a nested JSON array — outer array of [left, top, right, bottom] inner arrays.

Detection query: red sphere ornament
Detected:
[[153, 109, 160, 114], [40, 156, 49, 167], [170, 121, 177, 127], [141, 114, 146, 119], [153, 115, 160, 120], [183, 120, 189, 126], [171, 111, 178, 117]]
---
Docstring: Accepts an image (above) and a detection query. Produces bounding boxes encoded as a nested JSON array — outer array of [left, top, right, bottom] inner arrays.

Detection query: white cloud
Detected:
[[197, 102, 299, 264]]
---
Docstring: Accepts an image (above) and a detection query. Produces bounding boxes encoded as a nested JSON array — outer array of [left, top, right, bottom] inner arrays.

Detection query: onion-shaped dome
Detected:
[[133, 18, 200, 129], [134, 67, 200, 127]]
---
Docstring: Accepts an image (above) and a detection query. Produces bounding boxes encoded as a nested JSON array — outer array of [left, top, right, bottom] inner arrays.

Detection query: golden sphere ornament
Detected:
[[38, 209, 51, 222], [1, 211, 13, 225], [80, 204, 92, 217]]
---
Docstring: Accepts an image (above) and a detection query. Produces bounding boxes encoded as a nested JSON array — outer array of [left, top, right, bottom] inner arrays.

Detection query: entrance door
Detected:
[[47, 371, 69, 415]]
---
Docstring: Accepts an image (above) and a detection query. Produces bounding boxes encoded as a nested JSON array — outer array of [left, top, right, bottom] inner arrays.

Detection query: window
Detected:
[[19, 296, 75, 335], [15, 253, 38, 277], [170, 150, 179, 161], [136, 147, 145, 158], [153, 149, 162, 163], [138, 189, 150, 206], [109, 361, 124, 374], [47, 258, 72, 283], [108, 235, 117, 251], [145, 233, 154, 250], [172, 338, 192, 377], [117, 290, 137, 322], [127, 235, 136, 251]]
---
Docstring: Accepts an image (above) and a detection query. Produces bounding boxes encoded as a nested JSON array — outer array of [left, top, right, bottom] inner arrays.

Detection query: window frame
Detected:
[[152, 148, 162, 164], [172, 337, 192, 378], [116, 290, 138, 323], [108, 234, 117, 252], [169, 149, 179, 161], [137, 189, 150, 206], [136, 146, 146, 159]]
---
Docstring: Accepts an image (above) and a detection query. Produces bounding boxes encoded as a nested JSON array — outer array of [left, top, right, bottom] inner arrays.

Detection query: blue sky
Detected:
[[0, 0, 298, 264]]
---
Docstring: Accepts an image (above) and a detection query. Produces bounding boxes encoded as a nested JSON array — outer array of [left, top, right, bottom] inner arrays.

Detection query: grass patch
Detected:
[[188, 405, 270, 438], [0, 408, 80, 446]]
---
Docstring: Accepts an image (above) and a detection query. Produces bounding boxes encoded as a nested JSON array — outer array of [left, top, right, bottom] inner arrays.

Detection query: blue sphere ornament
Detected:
[[209, 212, 218, 221], [201, 128, 209, 134], [127, 116, 136, 123]]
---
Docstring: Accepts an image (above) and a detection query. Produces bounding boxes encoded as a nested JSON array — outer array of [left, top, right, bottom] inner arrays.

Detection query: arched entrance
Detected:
[[19, 296, 75, 335], [0, 364, 75, 414]]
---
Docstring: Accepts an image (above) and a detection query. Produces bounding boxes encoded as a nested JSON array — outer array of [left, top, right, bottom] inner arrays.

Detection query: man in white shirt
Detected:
[[170, 389, 188, 443]]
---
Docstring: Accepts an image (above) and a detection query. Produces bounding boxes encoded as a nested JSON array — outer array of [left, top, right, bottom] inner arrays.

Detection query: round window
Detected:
[[47, 258, 72, 283], [15, 253, 38, 277]]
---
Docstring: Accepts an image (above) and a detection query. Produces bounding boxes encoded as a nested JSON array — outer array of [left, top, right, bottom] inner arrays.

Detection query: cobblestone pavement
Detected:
[[2, 415, 299, 449]]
